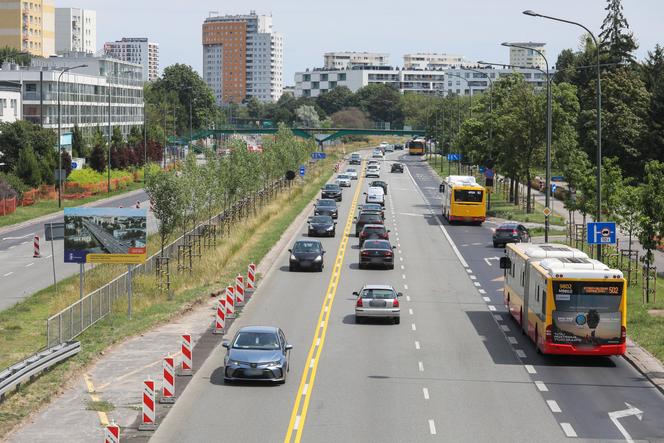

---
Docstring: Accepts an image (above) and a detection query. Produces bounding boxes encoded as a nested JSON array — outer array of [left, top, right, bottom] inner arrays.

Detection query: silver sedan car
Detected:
[[223, 326, 292, 383], [354, 284, 402, 324]]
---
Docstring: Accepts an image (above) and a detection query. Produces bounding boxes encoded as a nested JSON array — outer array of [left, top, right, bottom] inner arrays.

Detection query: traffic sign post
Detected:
[[543, 207, 552, 217], [587, 222, 617, 245]]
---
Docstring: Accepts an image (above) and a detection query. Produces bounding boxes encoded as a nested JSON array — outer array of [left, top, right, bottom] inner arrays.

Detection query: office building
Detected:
[[0, 53, 144, 138], [323, 52, 389, 70], [403, 53, 466, 70], [202, 11, 283, 104], [104, 38, 160, 82], [0, 0, 55, 57], [0, 81, 22, 123], [508, 42, 546, 69], [55, 8, 96, 54]]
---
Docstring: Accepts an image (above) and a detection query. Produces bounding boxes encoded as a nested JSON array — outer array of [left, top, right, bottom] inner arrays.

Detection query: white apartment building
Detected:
[[202, 12, 283, 104], [0, 81, 21, 123], [508, 42, 546, 69], [403, 53, 466, 70], [323, 52, 389, 70], [294, 66, 550, 98], [104, 38, 160, 82], [55, 8, 96, 54], [0, 53, 144, 137]]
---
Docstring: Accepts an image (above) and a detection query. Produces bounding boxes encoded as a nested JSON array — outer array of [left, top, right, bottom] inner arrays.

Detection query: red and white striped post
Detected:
[[225, 286, 235, 319], [138, 378, 156, 431], [247, 263, 256, 292], [33, 235, 41, 258], [235, 274, 244, 306], [104, 421, 120, 443], [159, 356, 176, 403], [213, 298, 226, 335], [179, 334, 193, 376]]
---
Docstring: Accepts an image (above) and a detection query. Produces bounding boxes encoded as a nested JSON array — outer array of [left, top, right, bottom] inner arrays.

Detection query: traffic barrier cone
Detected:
[[160, 356, 176, 403], [225, 286, 235, 319], [33, 235, 41, 258], [213, 298, 225, 335], [138, 379, 156, 431], [235, 274, 244, 306], [179, 334, 193, 376], [104, 421, 120, 443], [247, 263, 256, 292]]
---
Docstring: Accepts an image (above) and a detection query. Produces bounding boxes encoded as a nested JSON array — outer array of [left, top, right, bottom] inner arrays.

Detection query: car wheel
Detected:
[[394, 317, 400, 325]]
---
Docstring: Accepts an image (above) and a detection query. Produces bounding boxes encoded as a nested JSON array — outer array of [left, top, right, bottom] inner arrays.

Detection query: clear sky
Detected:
[[76, 0, 661, 84]]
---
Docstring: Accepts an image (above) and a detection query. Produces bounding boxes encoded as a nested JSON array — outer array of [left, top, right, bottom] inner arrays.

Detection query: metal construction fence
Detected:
[[46, 178, 288, 348]]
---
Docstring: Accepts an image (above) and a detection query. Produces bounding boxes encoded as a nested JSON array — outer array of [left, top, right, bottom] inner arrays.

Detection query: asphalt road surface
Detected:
[[0, 190, 154, 311], [146, 149, 664, 443]]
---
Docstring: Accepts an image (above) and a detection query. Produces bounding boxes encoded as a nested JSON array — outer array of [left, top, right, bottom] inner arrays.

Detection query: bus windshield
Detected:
[[552, 281, 623, 312], [454, 189, 483, 203]]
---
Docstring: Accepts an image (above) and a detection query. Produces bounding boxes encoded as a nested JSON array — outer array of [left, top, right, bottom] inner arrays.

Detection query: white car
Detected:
[[345, 168, 358, 180], [385, 144, 394, 152], [372, 151, 384, 159], [379, 142, 389, 150], [335, 174, 352, 187], [354, 284, 402, 324], [366, 165, 380, 178]]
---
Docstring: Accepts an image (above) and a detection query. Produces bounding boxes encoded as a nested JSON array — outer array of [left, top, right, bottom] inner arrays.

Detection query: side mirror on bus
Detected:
[[499, 256, 511, 270]]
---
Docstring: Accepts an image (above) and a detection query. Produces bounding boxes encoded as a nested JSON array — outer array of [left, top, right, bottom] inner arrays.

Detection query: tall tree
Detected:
[[355, 84, 404, 128], [599, 0, 638, 65], [316, 86, 353, 116], [71, 124, 86, 158], [0, 46, 31, 66], [642, 45, 664, 163]]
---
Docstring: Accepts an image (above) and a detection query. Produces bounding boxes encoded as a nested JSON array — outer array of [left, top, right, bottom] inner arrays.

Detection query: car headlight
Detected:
[[290, 254, 297, 261], [228, 360, 240, 366], [266, 360, 281, 367], [314, 255, 322, 262], [326, 225, 334, 231]]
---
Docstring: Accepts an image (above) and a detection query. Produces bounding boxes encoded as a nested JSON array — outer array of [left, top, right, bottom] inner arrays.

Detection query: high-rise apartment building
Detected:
[[104, 38, 160, 82], [0, 0, 55, 57], [323, 52, 389, 70], [202, 11, 283, 104], [55, 8, 96, 54], [403, 53, 466, 70], [507, 42, 546, 69]]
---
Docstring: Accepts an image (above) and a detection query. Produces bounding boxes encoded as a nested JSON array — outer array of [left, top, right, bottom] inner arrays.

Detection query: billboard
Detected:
[[64, 207, 147, 264]]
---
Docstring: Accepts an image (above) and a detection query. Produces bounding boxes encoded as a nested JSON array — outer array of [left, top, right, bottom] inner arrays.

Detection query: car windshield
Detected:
[[293, 241, 321, 253], [337, 175, 350, 180], [346, 168, 356, 173], [363, 240, 390, 249], [324, 184, 340, 190], [360, 288, 396, 299], [310, 216, 332, 224], [317, 199, 336, 207], [232, 331, 280, 350], [360, 214, 382, 223]]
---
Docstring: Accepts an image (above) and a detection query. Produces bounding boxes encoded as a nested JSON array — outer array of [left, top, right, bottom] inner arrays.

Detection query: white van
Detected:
[[365, 186, 385, 206]]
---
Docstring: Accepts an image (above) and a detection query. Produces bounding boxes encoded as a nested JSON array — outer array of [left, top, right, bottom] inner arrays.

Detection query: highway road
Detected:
[[0, 190, 155, 311], [145, 149, 664, 443]]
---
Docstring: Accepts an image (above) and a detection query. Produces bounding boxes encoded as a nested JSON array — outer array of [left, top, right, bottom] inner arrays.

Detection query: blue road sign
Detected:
[[587, 222, 617, 245], [551, 183, 557, 194], [479, 166, 485, 173], [71, 161, 78, 169], [484, 168, 495, 179], [447, 154, 461, 161], [311, 152, 327, 160], [299, 165, 305, 177]]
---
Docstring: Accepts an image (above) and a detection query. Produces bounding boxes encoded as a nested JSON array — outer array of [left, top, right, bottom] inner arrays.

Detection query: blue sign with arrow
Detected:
[[447, 153, 461, 161], [311, 152, 326, 160], [587, 222, 617, 245], [299, 165, 305, 177]]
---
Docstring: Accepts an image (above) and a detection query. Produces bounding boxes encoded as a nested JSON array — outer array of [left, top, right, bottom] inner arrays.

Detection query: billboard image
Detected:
[[64, 207, 147, 264]]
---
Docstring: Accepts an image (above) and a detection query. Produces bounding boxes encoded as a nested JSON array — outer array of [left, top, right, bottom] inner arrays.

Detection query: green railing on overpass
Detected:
[[173, 127, 426, 145]]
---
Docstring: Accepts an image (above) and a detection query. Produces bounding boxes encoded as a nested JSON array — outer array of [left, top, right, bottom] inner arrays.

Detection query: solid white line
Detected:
[[501, 325, 510, 332], [428, 419, 437, 435], [411, 323, 417, 331], [4, 272, 13, 277], [515, 349, 527, 359], [525, 365, 537, 374], [408, 308, 413, 315], [560, 423, 577, 438], [547, 400, 561, 413], [478, 289, 487, 294], [422, 387, 429, 399], [488, 305, 496, 311], [415, 341, 420, 350], [25, 263, 34, 267], [508, 336, 518, 345], [483, 296, 491, 302], [418, 361, 424, 372], [535, 381, 549, 392]]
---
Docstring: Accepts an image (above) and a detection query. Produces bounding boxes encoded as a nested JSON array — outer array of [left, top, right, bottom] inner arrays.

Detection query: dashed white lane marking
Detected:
[[320, 321, 325, 328], [316, 338, 320, 346], [402, 274, 406, 279], [428, 419, 437, 435], [525, 365, 537, 374], [302, 384, 308, 395], [471, 242, 483, 246], [45, 254, 52, 258], [415, 341, 420, 350], [408, 308, 413, 315], [535, 381, 549, 392], [398, 248, 402, 252], [404, 284, 408, 290], [8, 246, 15, 249], [25, 263, 34, 267], [422, 387, 429, 399], [478, 289, 487, 294], [4, 272, 13, 277], [470, 275, 477, 280], [466, 269, 473, 273], [488, 305, 496, 311], [400, 257, 403, 262], [473, 282, 482, 287], [411, 323, 417, 331], [406, 295, 411, 301], [500, 325, 510, 332], [515, 349, 527, 359], [294, 415, 301, 430], [493, 314, 503, 321], [547, 400, 561, 413], [400, 265, 405, 270], [560, 423, 577, 438], [508, 337, 518, 345], [418, 361, 424, 372], [21, 241, 29, 244], [483, 296, 491, 302]]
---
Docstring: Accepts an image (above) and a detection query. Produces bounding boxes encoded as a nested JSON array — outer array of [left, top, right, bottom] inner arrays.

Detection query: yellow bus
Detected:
[[407, 138, 426, 155], [439, 175, 486, 224], [501, 243, 626, 356]]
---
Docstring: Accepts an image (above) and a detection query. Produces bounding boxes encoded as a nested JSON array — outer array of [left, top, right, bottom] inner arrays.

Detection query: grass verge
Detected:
[[0, 150, 342, 437], [0, 181, 144, 229]]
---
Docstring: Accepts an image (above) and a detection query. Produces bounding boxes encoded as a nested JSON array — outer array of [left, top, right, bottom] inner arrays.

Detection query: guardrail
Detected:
[[0, 341, 81, 402]]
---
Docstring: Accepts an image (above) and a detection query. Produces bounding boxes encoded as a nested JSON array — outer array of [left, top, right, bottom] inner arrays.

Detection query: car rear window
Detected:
[[360, 215, 382, 223], [363, 226, 385, 233], [317, 199, 336, 206], [363, 240, 390, 249], [361, 289, 395, 299]]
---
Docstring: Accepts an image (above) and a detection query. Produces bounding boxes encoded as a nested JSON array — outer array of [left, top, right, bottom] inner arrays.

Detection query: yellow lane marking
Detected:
[[284, 162, 365, 442], [84, 373, 109, 426]]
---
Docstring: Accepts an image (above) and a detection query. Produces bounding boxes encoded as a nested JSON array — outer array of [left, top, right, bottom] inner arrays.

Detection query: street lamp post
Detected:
[[523, 9, 603, 259], [57, 64, 87, 208], [502, 42, 552, 243], [446, 73, 472, 174]]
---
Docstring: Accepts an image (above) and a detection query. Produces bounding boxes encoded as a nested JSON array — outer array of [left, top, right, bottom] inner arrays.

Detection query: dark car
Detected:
[[354, 212, 384, 237], [321, 183, 343, 201], [391, 163, 404, 173], [349, 154, 362, 165], [223, 326, 292, 384], [359, 239, 395, 269], [493, 223, 531, 248], [314, 199, 338, 219], [359, 203, 384, 220], [370, 180, 388, 195], [289, 239, 325, 271], [359, 224, 390, 246], [307, 215, 336, 237], [394, 143, 404, 150]]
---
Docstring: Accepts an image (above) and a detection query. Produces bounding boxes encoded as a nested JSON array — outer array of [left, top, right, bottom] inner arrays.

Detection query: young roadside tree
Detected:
[[145, 169, 184, 259], [89, 143, 107, 173], [14, 147, 41, 188], [295, 105, 321, 127], [636, 161, 664, 299], [614, 186, 644, 256], [71, 125, 86, 158]]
